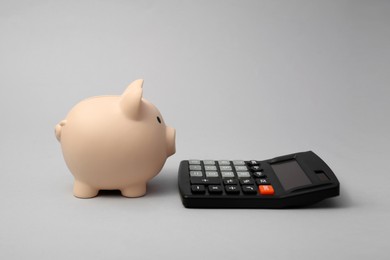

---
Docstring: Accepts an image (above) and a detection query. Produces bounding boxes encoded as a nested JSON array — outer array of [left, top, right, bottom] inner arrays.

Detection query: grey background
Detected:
[[1, 0, 389, 259]]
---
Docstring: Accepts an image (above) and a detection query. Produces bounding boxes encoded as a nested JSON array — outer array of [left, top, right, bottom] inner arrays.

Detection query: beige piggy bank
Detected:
[[55, 79, 176, 198]]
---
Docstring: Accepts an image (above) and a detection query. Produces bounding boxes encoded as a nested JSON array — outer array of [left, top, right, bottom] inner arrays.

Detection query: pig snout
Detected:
[[166, 126, 176, 157]]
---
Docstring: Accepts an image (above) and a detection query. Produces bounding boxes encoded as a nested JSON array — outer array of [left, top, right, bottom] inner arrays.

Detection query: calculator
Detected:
[[178, 151, 340, 208]]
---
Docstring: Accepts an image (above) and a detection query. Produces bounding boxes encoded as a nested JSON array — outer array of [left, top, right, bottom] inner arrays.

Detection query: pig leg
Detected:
[[120, 183, 147, 198], [73, 179, 99, 198]]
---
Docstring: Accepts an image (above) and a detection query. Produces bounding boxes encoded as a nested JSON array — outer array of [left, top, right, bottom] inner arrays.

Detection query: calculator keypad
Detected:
[[188, 160, 274, 196]]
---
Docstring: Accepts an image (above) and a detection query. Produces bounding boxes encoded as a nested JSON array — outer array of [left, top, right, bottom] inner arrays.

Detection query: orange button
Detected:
[[259, 185, 274, 195]]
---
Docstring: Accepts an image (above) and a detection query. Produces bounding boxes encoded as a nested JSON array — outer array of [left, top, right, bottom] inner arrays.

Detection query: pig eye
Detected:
[[157, 116, 161, 124]]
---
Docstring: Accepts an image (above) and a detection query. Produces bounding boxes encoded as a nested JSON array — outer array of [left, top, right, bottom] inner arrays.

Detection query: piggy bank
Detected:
[[55, 79, 176, 198]]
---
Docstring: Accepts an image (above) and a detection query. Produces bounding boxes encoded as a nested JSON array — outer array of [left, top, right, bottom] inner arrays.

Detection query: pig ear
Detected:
[[119, 79, 144, 119]]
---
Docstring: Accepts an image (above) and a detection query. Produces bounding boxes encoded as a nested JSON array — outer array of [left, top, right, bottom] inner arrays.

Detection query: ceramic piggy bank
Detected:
[[55, 79, 176, 198]]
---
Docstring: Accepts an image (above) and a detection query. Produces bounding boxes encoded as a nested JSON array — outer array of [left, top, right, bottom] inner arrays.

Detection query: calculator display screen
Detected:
[[271, 160, 312, 190]]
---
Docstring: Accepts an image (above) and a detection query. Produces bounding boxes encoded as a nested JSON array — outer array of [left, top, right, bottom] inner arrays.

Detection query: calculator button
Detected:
[[223, 178, 238, 185], [235, 166, 248, 171], [249, 160, 259, 166], [191, 185, 206, 194], [220, 166, 233, 171], [208, 185, 223, 194], [240, 178, 254, 185], [221, 171, 235, 178], [204, 165, 217, 171], [205, 171, 219, 177], [256, 179, 270, 185], [190, 171, 203, 177], [242, 185, 257, 194], [203, 160, 215, 165], [225, 185, 240, 194], [191, 177, 221, 185], [218, 160, 231, 165], [189, 160, 201, 164], [252, 171, 266, 178], [258, 185, 274, 195], [189, 165, 202, 171], [250, 166, 262, 172], [237, 171, 250, 178], [233, 160, 245, 166]]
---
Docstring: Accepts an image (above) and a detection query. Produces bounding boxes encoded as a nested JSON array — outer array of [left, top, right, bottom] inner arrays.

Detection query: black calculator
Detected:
[[178, 151, 340, 208]]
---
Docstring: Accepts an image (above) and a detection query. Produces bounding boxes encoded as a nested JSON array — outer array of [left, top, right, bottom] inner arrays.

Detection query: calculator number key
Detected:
[[250, 165, 262, 172], [208, 185, 223, 194], [191, 177, 221, 185], [256, 179, 270, 185], [221, 171, 235, 178], [190, 171, 203, 177], [189, 160, 201, 165], [223, 178, 238, 185], [220, 166, 233, 171], [189, 165, 202, 171], [233, 160, 245, 166], [204, 165, 217, 171], [225, 185, 240, 194], [205, 171, 219, 177], [191, 185, 205, 194], [237, 171, 250, 178], [218, 160, 231, 165], [242, 185, 257, 194], [248, 160, 259, 166], [203, 160, 215, 165], [235, 166, 248, 171], [240, 178, 254, 185], [253, 171, 266, 178]]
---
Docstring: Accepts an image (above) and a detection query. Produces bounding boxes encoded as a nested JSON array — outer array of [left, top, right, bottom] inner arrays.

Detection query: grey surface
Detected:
[[1, 0, 389, 259]]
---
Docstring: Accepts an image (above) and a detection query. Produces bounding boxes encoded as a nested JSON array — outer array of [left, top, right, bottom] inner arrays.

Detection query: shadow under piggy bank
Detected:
[[96, 169, 178, 198]]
